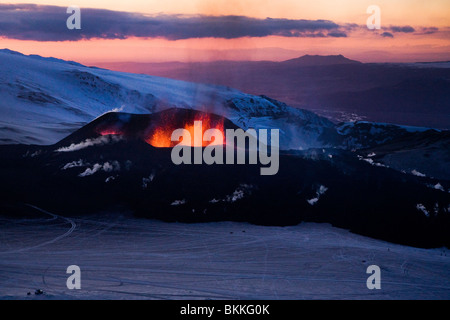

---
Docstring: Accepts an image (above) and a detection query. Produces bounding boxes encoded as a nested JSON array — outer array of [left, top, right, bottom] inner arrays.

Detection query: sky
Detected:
[[0, 0, 449, 63]]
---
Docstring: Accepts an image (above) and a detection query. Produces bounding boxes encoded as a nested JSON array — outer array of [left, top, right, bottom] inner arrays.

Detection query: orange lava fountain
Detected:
[[148, 115, 225, 148]]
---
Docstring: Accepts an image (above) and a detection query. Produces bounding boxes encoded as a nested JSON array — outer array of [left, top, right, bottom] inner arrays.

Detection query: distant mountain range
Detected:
[[97, 54, 450, 129], [282, 54, 361, 66]]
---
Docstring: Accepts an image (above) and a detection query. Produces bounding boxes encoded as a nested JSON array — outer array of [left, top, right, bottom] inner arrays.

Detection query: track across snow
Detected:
[[0, 205, 76, 255], [0, 209, 449, 300]]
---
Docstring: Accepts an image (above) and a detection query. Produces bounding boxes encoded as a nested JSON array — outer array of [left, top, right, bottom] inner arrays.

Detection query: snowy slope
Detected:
[[0, 49, 334, 149], [336, 121, 438, 149], [0, 211, 449, 300], [358, 129, 450, 180]]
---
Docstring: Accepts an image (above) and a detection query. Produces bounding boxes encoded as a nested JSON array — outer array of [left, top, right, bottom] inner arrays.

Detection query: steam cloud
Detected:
[[56, 135, 122, 152], [307, 185, 328, 206], [62, 159, 86, 170], [79, 161, 121, 177]]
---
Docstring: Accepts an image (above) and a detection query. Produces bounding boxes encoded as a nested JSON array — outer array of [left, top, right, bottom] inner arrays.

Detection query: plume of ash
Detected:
[[56, 135, 122, 152]]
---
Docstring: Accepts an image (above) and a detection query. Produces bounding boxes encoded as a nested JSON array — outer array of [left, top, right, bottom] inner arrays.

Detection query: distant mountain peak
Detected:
[[282, 54, 361, 66]]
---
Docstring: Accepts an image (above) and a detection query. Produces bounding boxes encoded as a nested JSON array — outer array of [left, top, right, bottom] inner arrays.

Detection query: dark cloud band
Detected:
[[380, 32, 394, 38], [0, 4, 347, 41], [389, 26, 416, 33]]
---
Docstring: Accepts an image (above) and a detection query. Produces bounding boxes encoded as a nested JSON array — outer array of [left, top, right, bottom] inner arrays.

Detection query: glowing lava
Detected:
[[149, 127, 172, 148], [147, 115, 225, 148], [99, 130, 121, 136]]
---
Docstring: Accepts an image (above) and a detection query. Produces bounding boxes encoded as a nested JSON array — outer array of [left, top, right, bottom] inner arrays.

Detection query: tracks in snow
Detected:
[[0, 204, 76, 255]]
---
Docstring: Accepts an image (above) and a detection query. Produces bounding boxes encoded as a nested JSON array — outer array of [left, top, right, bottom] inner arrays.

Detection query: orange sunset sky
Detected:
[[1, 0, 449, 64]]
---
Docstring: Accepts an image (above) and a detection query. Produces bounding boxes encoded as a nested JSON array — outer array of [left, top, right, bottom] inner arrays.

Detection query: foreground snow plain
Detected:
[[0, 208, 449, 300]]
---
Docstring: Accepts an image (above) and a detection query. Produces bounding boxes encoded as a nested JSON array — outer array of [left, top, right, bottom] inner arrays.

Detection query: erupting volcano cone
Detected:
[[55, 108, 240, 149]]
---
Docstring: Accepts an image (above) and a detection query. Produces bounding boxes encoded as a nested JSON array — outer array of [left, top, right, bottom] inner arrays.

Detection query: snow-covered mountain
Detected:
[[0, 49, 334, 149], [1, 49, 449, 180]]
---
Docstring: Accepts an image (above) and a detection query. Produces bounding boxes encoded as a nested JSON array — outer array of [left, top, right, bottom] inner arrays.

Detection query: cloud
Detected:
[[380, 32, 394, 38], [327, 32, 347, 38], [389, 25, 416, 33], [381, 25, 441, 37], [0, 4, 347, 41], [417, 27, 439, 35], [383, 25, 440, 37], [1, 4, 441, 42]]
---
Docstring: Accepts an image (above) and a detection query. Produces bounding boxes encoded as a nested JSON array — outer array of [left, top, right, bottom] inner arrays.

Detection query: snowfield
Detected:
[[0, 208, 448, 300]]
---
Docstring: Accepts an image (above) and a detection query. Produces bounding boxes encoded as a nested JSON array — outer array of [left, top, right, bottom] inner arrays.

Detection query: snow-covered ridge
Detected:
[[336, 121, 440, 149], [0, 49, 84, 67]]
